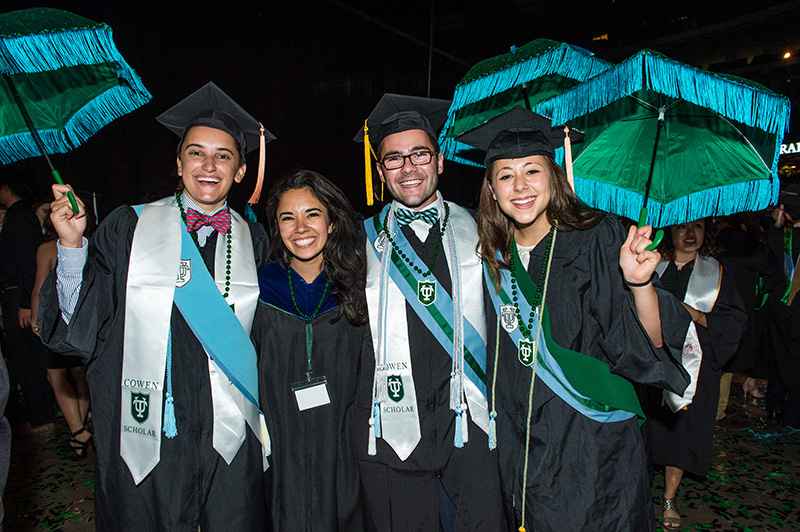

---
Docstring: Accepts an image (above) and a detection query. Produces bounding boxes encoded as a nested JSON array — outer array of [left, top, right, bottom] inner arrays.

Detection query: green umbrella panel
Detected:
[[0, 8, 152, 164], [438, 38, 612, 167], [536, 49, 791, 227]]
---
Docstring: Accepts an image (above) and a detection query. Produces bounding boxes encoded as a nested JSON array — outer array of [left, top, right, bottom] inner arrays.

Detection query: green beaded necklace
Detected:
[[509, 224, 556, 340], [175, 191, 233, 300], [286, 257, 331, 322], [382, 202, 450, 278]]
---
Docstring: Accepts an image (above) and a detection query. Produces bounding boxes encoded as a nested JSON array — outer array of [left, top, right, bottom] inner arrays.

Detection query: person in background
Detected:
[[648, 218, 747, 531], [31, 212, 93, 459], [0, 177, 55, 433]]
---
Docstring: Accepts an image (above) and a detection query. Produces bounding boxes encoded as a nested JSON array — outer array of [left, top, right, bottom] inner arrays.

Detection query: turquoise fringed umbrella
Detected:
[[438, 38, 613, 167], [0, 8, 151, 209], [536, 49, 792, 227]]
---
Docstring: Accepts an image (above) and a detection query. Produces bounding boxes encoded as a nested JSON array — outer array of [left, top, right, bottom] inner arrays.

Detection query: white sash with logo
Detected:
[[121, 197, 268, 485], [365, 194, 488, 461], [657, 256, 721, 412]]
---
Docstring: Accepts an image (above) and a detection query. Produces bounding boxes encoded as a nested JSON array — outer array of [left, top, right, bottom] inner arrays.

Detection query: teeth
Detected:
[[198, 177, 219, 183], [400, 179, 422, 187], [512, 197, 534, 206], [294, 237, 315, 246]]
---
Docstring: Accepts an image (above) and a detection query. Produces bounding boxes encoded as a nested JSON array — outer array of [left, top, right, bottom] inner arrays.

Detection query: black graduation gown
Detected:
[[39, 205, 269, 532], [253, 262, 367, 532], [717, 225, 783, 374], [648, 259, 747, 477], [763, 226, 800, 386], [353, 216, 507, 531], [485, 216, 691, 532]]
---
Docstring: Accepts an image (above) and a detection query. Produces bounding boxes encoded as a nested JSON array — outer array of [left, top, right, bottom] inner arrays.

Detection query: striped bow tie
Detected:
[[395, 207, 438, 227], [186, 208, 231, 234]]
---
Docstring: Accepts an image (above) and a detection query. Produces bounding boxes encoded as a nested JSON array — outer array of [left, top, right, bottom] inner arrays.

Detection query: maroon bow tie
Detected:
[[185, 208, 231, 234]]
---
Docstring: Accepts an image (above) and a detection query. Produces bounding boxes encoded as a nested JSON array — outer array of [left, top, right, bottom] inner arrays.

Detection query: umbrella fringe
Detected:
[[66, 84, 152, 146], [0, 24, 119, 74], [574, 175, 780, 227], [0, 129, 72, 164], [440, 41, 611, 166], [539, 50, 791, 135]]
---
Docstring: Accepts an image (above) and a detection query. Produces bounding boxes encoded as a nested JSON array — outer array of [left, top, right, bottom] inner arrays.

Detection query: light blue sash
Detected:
[[132, 205, 260, 410]]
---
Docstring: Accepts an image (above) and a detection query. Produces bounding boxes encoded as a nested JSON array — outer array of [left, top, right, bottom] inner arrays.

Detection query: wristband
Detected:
[[624, 277, 652, 288]]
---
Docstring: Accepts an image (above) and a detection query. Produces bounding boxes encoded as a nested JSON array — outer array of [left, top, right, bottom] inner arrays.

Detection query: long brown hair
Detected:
[[478, 156, 602, 289], [658, 218, 723, 262]]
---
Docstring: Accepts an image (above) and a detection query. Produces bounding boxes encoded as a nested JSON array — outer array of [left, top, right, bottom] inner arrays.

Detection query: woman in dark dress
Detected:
[[648, 218, 747, 531], [253, 169, 368, 531], [457, 108, 690, 532]]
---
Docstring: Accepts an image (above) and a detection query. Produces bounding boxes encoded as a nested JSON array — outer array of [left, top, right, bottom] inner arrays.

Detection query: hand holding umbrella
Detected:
[[50, 184, 87, 249]]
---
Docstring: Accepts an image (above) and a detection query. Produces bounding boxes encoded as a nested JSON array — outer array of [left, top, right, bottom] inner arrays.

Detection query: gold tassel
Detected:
[[247, 123, 266, 205], [364, 119, 375, 207], [563, 126, 575, 193]]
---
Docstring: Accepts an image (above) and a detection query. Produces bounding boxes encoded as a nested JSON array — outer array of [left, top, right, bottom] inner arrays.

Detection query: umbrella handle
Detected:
[[638, 207, 663, 251], [52, 170, 79, 214]]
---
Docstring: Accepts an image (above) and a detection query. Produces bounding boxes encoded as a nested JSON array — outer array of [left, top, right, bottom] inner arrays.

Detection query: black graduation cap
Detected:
[[353, 94, 451, 145], [456, 106, 583, 166], [156, 82, 275, 154], [156, 82, 276, 204]]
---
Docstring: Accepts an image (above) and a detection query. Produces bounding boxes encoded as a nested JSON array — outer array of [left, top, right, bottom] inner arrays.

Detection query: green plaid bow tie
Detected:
[[395, 207, 438, 227]]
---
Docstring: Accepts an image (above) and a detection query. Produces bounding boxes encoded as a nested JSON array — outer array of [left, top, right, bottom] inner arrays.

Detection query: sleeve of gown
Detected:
[[249, 221, 269, 269], [590, 217, 690, 394], [696, 266, 748, 371], [39, 206, 137, 363]]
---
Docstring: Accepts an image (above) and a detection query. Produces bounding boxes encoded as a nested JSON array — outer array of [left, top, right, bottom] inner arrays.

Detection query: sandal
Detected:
[[662, 497, 682, 531], [68, 426, 94, 460]]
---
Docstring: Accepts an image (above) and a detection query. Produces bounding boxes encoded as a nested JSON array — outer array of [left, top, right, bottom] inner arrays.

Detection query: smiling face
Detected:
[[671, 219, 706, 262], [277, 187, 334, 275], [376, 129, 443, 210], [176, 126, 245, 213], [487, 155, 553, 246]]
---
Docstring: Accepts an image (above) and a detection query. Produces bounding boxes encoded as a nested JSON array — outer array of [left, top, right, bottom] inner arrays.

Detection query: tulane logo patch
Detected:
[[387, 375, 404, 403], [374, 231, 388, 253], [518, 339, 536, 367], [131, 392, 150, 424], [176, 259, 192, 288], [500, 305, 518, 333], [418, 280, 436, 306]]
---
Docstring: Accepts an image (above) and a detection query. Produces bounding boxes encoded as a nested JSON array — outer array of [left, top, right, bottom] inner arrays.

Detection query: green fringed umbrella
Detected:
[[536, 49, 792, 228], [438, 38, 612, 167], [0, 7, 151, 209]]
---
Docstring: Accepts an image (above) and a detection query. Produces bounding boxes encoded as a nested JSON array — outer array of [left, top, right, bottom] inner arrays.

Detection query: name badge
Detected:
[[292, 376, 331, 411]]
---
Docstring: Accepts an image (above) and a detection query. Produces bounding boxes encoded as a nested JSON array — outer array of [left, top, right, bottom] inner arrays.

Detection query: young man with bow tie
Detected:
[[352, 95, 506, 531]]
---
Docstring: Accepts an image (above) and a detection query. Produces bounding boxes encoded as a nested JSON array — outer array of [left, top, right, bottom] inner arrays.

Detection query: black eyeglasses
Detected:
[[380, 150, 437, 170]]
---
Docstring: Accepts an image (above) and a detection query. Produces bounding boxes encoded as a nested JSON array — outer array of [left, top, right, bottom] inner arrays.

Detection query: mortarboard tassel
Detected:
[[247, 124, 267, 205], [364, 120, 375, 207], [563, 126, 575, 193]]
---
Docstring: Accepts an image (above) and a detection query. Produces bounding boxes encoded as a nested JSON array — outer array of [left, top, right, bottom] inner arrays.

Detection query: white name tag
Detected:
[[292, 376, 331, 411]]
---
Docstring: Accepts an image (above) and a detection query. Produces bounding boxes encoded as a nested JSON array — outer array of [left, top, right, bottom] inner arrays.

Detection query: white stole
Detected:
[[657, 256, 721, 412]]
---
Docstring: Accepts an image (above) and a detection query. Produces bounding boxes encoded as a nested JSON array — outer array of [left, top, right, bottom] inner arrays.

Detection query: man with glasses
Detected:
[[353, 94, 506, 531]]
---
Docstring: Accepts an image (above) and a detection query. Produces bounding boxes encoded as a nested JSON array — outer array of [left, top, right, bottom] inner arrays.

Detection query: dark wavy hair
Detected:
[[478, 156, 602, 289], [658, 218, 723, 262], [264, 169, 367, 326]]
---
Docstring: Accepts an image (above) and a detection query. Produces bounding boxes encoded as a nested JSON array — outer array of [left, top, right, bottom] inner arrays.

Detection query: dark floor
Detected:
[[2, 378, 798, 531]]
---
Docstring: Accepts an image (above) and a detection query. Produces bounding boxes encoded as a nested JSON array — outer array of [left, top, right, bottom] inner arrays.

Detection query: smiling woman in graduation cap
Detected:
[[42, 82, 274, 531], [457, 107, 691, 532]]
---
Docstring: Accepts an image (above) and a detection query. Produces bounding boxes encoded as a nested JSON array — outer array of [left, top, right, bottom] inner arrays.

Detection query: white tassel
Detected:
[[368, 417, 377, 456], [461, 402, 469, 444]]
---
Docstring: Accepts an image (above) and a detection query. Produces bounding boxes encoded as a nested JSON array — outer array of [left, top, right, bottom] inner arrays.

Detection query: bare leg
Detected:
[[663, 465, 683, 529], [46, 368, 91, 454], [69, 365, 91, 425]]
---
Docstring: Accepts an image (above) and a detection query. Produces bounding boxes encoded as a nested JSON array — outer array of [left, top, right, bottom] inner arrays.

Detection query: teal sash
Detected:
[[485, 247, 643, 423], [365, 208, 487, 393], [133, 205, 260, 410]]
